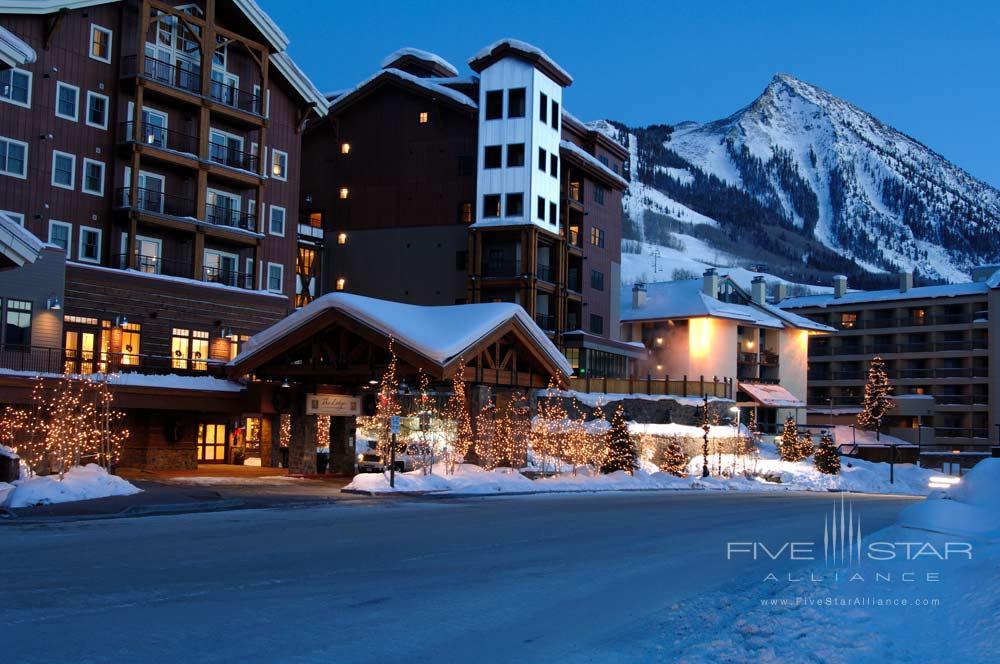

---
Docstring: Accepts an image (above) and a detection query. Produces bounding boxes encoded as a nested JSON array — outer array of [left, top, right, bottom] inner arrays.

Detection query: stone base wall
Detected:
[[120, 444, 197, 470]]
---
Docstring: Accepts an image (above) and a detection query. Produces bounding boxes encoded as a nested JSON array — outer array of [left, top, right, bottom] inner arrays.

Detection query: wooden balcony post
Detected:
[[193, 230, 205, 281], [683, 374, 688, 396], [700, 374, 705, 396]]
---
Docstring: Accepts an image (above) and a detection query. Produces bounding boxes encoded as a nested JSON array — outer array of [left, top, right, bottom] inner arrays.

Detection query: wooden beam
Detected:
[[43, 9, 67, 49]]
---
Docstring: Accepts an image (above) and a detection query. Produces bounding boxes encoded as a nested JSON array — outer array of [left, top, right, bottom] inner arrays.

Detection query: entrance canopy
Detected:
[[737, 382, 805, 408], [228, 293, 572, 388]]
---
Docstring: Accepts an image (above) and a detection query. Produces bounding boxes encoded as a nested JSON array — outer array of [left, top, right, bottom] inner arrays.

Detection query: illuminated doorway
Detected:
[[197, 422, 227, 463]]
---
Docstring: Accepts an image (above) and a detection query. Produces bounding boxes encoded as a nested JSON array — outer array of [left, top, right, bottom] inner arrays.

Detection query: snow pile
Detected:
[[898, 458, 1000, 539], [546, 389, 732, 409], [1, 464, 142, 509], [380, 47, 459, 76]]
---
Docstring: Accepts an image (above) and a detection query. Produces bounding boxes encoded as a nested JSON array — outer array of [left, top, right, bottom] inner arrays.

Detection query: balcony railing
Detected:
[[208, 140, 259, 172], [209, 78, 262, 115], [203, 265, 254, 290], [935, 427, 991, 441], [126, 54, 201, 94], [117, 186, 197, 219], [737, 352, 758, 365], [482, 258, 520, 278], [760, 350, 779, 367], [569, 375, 734, 399], [535, 313, 556, 331], [112, 253, 192, 280], [810, 339, 989, 356], [205, 203, 257, 232], [0, 344, 226, 378], [829, 314, 986, 330], [537, 264, 555, 283], [567, 268, 582, 293], [120, 121, 198, 155]]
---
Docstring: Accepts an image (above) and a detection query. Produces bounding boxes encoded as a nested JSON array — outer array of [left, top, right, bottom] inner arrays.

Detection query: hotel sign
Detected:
[[305, 394, 360, 416]]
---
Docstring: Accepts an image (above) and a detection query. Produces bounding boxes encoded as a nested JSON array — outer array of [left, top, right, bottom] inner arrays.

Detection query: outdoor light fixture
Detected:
[[272, 162, 282, 176], [114, 315, 128, 326], [281, 379, 291, 388], [336, 278, 346, 291], [45, 296, 61, 311], [337, 232, 347, 244], [368, 379, 378, 385]]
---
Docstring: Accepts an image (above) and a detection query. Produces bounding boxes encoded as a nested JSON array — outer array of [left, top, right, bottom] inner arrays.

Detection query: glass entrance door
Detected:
[[197, 423, 227, 463], [64, 329, 97, 374]]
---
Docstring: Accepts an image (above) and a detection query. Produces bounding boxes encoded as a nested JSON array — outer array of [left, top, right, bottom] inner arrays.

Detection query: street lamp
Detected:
[[730, 406, 741, 435]]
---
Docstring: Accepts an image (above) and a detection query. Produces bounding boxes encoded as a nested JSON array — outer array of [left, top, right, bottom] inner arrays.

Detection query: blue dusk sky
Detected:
[[260, 0, 1000, 188]]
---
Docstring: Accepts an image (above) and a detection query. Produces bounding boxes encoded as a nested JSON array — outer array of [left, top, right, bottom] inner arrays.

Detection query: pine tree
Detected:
[[778, 416, 811, 462], [444, 361, 473, 475], [658, 437, 688, 476], [857, 355, 893, 441], [602, 405, 638, 474], [814, 432, 841, 474]]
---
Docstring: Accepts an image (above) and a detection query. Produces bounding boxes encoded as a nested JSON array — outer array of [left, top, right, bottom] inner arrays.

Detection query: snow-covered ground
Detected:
[[652, 459, 1000, 662], [1, 463, 142, 509]]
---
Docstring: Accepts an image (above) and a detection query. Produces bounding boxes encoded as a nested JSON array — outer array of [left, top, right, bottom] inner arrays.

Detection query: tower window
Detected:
[[483, 194, 501, 218], [507, 88, 526, 117], [484, 145, 502, 169], [505, 193, 524, 217], [539, 92, 548, 123], [506, 143, 525, 167], [485, 90, 503, 119]]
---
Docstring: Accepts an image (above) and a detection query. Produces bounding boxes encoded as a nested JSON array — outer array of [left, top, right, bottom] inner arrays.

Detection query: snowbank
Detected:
[[2, 464, 142, 509], [897, 458, 1000, 539], [547, 389, 732, 409]]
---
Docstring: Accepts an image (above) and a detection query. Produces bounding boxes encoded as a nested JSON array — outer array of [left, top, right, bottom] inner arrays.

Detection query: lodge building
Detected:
[[300, 41, 642, 380]]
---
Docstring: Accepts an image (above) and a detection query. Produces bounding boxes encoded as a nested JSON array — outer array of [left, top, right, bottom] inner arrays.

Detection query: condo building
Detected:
[[299, 41, 641, 379], [779, 269, 1000, 468]]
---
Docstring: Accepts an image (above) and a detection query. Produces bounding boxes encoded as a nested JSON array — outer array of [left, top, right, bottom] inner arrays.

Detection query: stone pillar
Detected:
[[289, 410, 317, 475], [329, 416, 357, 475]]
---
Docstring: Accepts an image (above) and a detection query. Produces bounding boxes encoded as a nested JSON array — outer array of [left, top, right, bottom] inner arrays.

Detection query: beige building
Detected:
[[779, 268, 1000, 469], [621, 270, 833, 433]]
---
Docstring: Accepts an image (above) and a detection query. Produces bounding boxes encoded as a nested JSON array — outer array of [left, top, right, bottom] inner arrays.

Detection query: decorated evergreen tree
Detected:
[[778, 417, 811, 462], [602, 405, 638, 474], [658, 437, 688, 477], [444, 361, 473, 475], [814, 432, 841, 474], [857, 355, 893, 441]]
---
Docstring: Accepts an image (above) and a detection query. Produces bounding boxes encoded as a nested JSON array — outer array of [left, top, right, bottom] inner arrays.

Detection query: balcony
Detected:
[[117, 186, 196, 219], [209, 78, 263, 116], [935, 427, 991, 441], [759, 350, 779, 367], [205, 203, 257, 233], [119, 121, 198, 156], [112, 253, 192, 280], [737, 351, 758, 365], [482, 258, 520, 278], [567, 267, 582, 293], [208, 140, 259, 173], [203, 264, 254, 290], [0, 344, 227, 378], [124, 55, 263, 118], [536, 263, 555, 283]]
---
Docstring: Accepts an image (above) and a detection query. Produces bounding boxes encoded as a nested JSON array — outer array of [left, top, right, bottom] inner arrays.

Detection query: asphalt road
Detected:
[[1, 491, 918, 663]]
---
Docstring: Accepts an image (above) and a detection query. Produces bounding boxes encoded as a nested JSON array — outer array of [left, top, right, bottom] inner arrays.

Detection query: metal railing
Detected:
[[203, 265, 254, 290], [205, 203, 257, 232], [111, 253, 192, 279], [117, 186, 197, 219], [482, 258, 520, 278], [209, 78, 262, 115], [828, 314, 986, 331], [569, 374, 734, 399], [737, 351, 758, 365], [120, 120, 198, 154], [208, 140, 259, 172], [810, 339, 989, 356], [0, 344, 226, 378], [126, 54, 201, 94], [935, 427, 991, 440], [536, 264, 555, 283], [760, 351, 779, 367]]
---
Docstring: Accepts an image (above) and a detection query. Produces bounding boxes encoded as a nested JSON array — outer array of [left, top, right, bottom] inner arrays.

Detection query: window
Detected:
[[335, 277, 346, 291], [78, 226, 102, 263], [0, 136, 28, 178], [340, 142, 351, 154], [483, 194, 501, 218], [537, 196, 546, 221], [205, 189, 241, 228], [591, 269, 605, 291], [82, 159, 105, 196], [507, 88, 526, 117], [0, 68, 32, 108], [594, 185, 606, 205], [266, 263, 284, 294], [90, 24, 113, 63], [550, 154, 558, 177], [589, 314, 604, 335], [85, 91, 109, 129], [538, 147, 546, 171], [171, 328, 209, 371], [506, 143, 525, 167], [1, 210, 24, 226], [4, 299, 32, 347], [505, 193, 524, 217], [268, 205, 286, 237], [418, 111, 429, 124], [339, 187, 349, 199], [484, 145, 502, 169], [539, 92, 548, 123], [48, 220, 71, 251], [459, 201, 473, 224], [549, 202, 557, 226], [590, 226, 605, 248], [55, 82, 79, 121], [484, 90, 503, 119], [337, 232, 347, 244], [551, 100, 559, 130], [209, 128, 244, 168], [270, 149, 288, 180], [51, 151, 75, 189]]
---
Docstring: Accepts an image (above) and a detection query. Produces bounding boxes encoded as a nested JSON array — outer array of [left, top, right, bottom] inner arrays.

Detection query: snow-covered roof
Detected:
[[327, 68, 478, 114], [0, 24, 36, 68], [560, 139, 628, 189], [270, 51, 329, 116], [738, 382, 805, 408], [0, 210, 43, 266], [468, 38, 572, 86], [778, 277, 997, 309], [380, 48, 459, 77], [621, 280, 802, 329], [231, 293, 573, 376]]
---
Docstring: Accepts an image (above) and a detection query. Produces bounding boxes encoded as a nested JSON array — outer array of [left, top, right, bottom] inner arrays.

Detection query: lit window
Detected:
[[337, 232, 347, 245], [270, 149, 288, 180], [459, 202, 473, 224], [89, 24, 113, 63], [171, 328, 209, 371], [418, 111, 428, 124], [339, 187, 349, 200], [340, 143, 351, 154], [590, 226, 605, 248], [336, 278, 346, 291]]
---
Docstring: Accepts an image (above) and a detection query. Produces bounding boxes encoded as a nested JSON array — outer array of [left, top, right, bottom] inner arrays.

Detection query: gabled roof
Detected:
[[380, 47, 459, 77], [0, 211, 44, 267], [0, 24, 36, 68], [325, 67, 478, 116], [468, 38, 572, 87], [229, 293, 573, 379], [621, 278, 834, 332], [2, 0, 326, 115]]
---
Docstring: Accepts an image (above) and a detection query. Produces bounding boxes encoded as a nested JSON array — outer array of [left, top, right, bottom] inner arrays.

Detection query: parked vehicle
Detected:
[[355, 439, 414, 473]]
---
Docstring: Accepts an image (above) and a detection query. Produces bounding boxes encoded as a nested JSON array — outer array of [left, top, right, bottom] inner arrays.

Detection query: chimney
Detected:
[[833, 275, 847, 299], [775, 282, 788, 303], [899, 270, 913, 293], [632, 282, 646, 309], [703, 268, 719, 298], [751, 275, 766, 305]]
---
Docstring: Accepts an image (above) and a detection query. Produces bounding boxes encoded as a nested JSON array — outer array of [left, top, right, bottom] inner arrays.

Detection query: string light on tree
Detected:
[[857, 355, 893, 442], [814, 431, 841, 474]]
